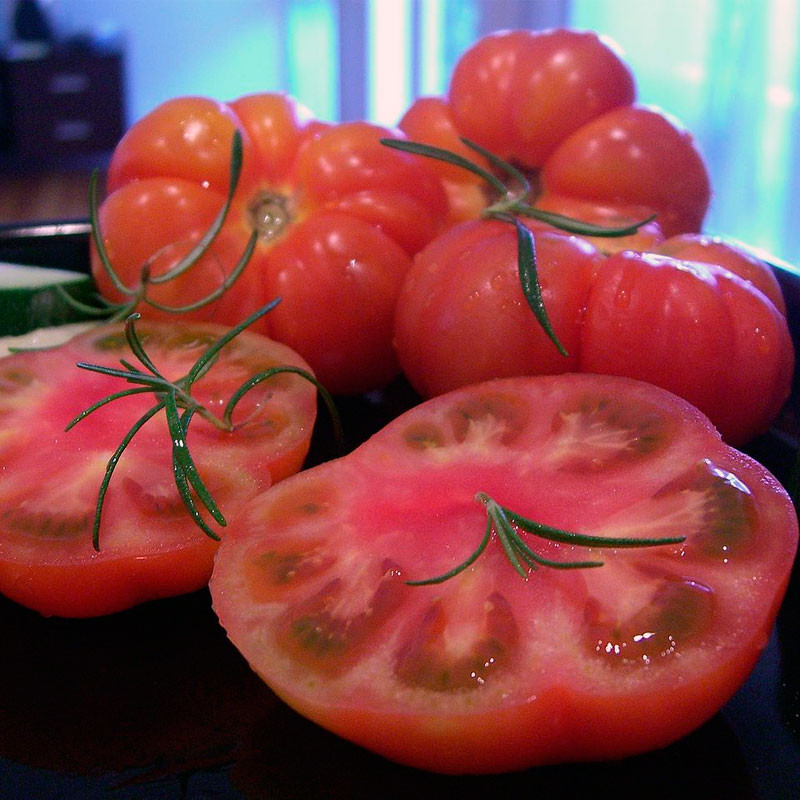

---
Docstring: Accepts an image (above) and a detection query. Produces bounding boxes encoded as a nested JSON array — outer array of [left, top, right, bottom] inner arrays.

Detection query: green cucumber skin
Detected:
[[0, 277, 100, 336]]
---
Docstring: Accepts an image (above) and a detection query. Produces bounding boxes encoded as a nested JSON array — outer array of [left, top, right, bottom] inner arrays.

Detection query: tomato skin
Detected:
[[228, 92, 316, 184], [211, 373, 798, 773], [294, 121, 448, 255], [106, 96, 251, 195], [263, 211, 412, 395], [657, 232, 787, 315], [403, 29, 710, 239], [0, 539, 220, 621], [448, 29, 635, 167], [398, 96, 489, 225], [533, 193, 666, 254], [540, 105, 712, 238], [93, 178, 269, 329], [581, 251, 794, 444], [93, 94, 449, 395], [0, 320, 317, 617], [394, 220, 602, 398], [394, 225, 793, 443]]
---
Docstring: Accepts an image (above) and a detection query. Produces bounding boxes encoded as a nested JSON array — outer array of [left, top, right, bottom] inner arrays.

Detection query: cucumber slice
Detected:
[[0, 322, 96, 358], [0, 263, 102, 336]]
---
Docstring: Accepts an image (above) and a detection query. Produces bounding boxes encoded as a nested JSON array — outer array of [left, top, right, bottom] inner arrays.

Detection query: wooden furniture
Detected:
[[0, 46, 124, 168]]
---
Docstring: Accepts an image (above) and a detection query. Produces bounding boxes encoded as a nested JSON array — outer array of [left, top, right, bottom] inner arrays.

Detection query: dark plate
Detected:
[[1, 222, 799, 800]]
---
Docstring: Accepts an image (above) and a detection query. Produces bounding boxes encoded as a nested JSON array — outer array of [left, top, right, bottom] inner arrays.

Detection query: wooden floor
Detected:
[[0, 170, 99, 225]]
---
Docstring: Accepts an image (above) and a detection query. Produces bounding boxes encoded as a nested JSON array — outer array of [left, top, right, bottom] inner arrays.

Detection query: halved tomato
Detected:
[[0, 319, 317, 617], [211, 373, 797, 774]]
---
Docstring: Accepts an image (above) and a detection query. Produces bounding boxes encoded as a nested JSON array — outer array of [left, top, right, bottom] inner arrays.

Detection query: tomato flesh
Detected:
[[0, 320, 317, 617], [211, 374, 797, 773]]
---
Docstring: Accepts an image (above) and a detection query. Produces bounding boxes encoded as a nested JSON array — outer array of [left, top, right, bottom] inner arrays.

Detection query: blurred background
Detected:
[[0, 0, 798, 268]]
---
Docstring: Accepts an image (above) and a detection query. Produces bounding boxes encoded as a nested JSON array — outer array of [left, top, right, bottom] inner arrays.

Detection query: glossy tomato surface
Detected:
[[581, 251, 794, 444], [394, 222, 794, 445], [540, 105, 712, 238], [0, 320, 317, 617], [656, 232, 787, 315], [448, 28, 635, 168], [394, 219, 601, 397], [93, 93, 449, 395], [211, 374, 798, 774], [400, 28, 710, 237]]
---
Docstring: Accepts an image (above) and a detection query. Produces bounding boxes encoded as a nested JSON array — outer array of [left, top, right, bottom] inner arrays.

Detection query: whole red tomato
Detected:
[[581, 250, 794, 444], [394, 222, 793, 445], [93, 93, 449, 395], [399, 28, 710, 239]]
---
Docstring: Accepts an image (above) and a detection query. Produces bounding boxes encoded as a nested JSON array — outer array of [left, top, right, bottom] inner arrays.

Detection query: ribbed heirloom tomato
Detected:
[[210, 373, 798, 774], [395, 221, 793, 445], [92, 93, 449, 395], [400, 28, 711, 238], [395, 27, 793, 445], [0, 319, 317, 617]]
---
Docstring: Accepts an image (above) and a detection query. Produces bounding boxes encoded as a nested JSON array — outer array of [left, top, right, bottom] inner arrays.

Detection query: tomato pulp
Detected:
[[211, 374, 798, 774], [93, 94, 449, 395], [0, 320, 317, 617]]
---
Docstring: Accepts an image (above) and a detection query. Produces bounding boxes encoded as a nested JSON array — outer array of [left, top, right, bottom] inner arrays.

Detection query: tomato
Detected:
[[581, 251, 794, 444], [448, 29, 635, 168], [532, 193, 666, 254], [397, 96, 487, 225], [399, 29, 710, 239], [394, 222, 793, 445], [93, 93, 449, 395], [0, 319, 317, 617], [210, 374, 798, 774]]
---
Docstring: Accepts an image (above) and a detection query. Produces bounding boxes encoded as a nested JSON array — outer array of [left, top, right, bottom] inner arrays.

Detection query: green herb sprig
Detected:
[[406, 492, 685, 585], [58, 130, 256, 322], [66, 301, 343, 551], [381, 136, 655, 356]]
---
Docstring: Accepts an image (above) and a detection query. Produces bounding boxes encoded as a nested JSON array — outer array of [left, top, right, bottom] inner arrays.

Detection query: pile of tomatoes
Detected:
[[92, 28, 794, 446], [4, 26, 796, 778]]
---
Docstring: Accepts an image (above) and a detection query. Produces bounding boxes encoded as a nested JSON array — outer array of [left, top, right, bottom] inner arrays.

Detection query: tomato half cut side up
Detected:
[[0, 320, 317, 618], [210, 374, 798, 774]]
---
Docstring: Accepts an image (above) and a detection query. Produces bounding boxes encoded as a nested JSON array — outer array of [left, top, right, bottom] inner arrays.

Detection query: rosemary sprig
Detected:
[[66, 302, 343, 551], [57, 129, 256, 322], [406, 492, 686, 585], [380, 136, 654, 356]]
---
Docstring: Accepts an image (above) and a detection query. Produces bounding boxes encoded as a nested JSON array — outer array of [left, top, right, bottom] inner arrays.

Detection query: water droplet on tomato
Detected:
[[613, 286, 631, 309]]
